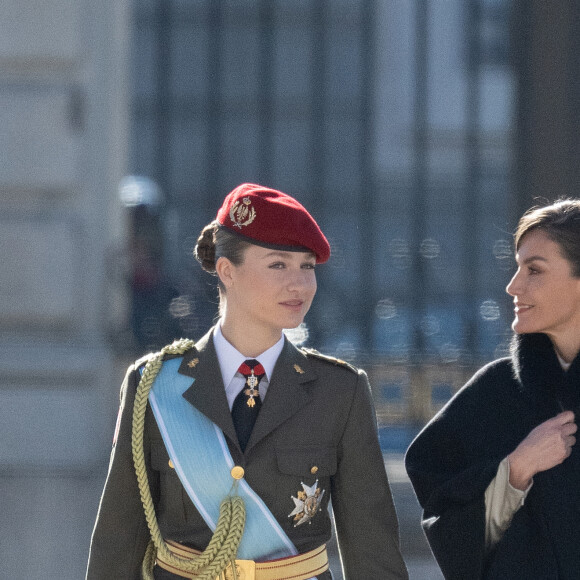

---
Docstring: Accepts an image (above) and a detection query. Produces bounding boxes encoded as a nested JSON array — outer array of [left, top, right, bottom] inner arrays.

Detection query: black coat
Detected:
[[405, 333, 580, 580], [86, 328, 408, 579]]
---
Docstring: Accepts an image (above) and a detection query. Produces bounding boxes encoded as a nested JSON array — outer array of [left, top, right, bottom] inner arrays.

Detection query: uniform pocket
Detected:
[[150, 441, 189, 526], [150, 441, 174, 472], [274, 445, 335, 534], [275, 445, 337, 477]]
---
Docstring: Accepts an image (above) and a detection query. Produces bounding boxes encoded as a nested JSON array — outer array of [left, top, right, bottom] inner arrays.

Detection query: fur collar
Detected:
[[510, 333, 580, 414]]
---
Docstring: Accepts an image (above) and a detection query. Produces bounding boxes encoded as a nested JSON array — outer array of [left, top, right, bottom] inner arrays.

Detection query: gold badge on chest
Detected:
[[288, 480, 325, 527]]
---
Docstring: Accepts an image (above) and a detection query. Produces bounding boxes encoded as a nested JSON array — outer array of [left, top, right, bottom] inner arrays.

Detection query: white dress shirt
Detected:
[[213, 323, 285, 410], [485, 456, 531, 549]]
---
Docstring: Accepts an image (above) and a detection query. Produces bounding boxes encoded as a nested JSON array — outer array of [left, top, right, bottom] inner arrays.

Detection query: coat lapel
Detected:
[[178, 329, 239, 447], [511, 333, 570, 417], [175, 330, 317, 454], [246, 339, 316, 453]]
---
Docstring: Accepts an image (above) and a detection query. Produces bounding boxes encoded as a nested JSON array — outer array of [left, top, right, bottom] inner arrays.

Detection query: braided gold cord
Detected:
[[193, 495, 246, 580], [141, 540, 156, 580], [131, 339, 246, 580]]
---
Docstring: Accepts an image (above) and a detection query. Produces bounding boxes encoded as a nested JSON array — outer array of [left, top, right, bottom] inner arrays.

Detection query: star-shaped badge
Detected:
[[288, 480, 325, 527]]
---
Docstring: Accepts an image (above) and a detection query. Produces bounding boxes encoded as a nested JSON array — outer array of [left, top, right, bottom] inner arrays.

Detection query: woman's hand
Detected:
[[508, 410, 577, 490]]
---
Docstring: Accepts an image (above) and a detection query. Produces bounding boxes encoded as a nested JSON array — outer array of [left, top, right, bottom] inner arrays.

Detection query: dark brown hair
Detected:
[[515, 199, 580, 277], [194, 221, 251, 287]]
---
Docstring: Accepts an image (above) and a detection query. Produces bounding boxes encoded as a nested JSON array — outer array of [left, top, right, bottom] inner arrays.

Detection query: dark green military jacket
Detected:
[[86, 328, 408, 579]]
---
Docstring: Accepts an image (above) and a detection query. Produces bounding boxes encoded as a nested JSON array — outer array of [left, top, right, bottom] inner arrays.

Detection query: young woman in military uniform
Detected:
[[86, 183, 408, 580]]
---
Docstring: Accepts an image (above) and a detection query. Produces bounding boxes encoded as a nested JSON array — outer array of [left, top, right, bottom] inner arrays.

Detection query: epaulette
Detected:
[[135, 351, 158, 370], [134, 338, 197, 371], [300, 348, 358, 373]]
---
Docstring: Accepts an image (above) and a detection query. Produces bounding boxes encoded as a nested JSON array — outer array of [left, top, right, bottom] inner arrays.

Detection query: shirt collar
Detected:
[[556, 351, 572, 371], [213, 323, 285, 387]]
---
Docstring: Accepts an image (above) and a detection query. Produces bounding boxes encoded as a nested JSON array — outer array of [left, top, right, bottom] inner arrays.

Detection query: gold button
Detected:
[[231, 466, 245, 480], [168, 459, 175, 469], [310, 466, 318, 474]]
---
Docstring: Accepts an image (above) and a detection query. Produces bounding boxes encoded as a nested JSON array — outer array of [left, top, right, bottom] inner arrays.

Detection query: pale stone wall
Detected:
[[0, 1, 130, 577]]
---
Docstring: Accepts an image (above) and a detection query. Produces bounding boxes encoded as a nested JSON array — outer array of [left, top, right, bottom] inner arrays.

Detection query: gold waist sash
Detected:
[[156, 540, 329, 580]]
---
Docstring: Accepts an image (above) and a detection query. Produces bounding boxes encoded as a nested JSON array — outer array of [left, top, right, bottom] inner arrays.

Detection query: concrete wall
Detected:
[[0, 1, 130, 577]]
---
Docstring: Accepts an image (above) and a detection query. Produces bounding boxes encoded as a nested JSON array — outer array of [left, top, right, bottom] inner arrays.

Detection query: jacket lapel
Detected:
[[246, 339, 316, 453], [511, 333, 569, 417], [178, 329, 239, 447]]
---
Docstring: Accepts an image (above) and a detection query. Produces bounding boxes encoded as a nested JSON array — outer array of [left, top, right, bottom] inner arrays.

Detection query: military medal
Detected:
[[288, 480, 325, 527], [238, 360, 265, 408], [244, 369, 260, 408]]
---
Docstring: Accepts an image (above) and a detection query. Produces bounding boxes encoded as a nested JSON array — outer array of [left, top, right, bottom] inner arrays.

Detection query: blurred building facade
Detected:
[[1, 0, 579, 578], [128, 0, 519, 424], [0, 1, 130, 578], [126, 0, 579, 426]]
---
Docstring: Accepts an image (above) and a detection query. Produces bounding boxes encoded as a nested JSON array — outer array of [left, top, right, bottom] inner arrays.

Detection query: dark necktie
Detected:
[[231, 359, 265, 452]]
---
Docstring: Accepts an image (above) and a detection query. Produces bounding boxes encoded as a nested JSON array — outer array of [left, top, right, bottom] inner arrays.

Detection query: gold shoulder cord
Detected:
[[131, 339, 246, 580]]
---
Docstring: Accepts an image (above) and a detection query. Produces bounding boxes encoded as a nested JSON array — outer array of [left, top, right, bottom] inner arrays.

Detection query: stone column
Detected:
[[513, 0, 580, 213], [0, 1, 129, 577]]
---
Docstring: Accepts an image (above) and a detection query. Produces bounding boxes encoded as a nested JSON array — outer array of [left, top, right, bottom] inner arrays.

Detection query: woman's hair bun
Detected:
[[194, 222, 218, 273]]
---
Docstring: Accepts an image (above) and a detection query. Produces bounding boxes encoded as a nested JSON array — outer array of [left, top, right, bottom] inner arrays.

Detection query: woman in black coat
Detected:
[[406, 199, 580, 579]]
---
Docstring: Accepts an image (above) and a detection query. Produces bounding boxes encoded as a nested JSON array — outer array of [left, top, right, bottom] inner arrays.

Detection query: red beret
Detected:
[[216, 183, 331, 263]]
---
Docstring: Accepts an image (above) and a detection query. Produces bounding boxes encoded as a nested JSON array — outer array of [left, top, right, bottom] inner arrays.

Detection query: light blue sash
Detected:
[[148, 357, 298, 561]]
